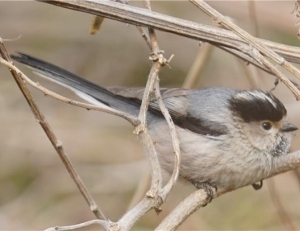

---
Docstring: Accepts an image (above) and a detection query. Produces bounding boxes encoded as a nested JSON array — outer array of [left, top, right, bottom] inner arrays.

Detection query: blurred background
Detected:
[[1, 1, 300, 230]]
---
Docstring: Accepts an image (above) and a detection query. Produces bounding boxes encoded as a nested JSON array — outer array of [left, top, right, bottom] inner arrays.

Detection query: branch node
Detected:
[[133, 123, 144, 135], [149, 50, 170, 66], [146, 189, 157, 198], [154, 206, 162, 215], [55, 140, 63, 148], [110, 222, 121, 231], [90, 205, 99, 213]]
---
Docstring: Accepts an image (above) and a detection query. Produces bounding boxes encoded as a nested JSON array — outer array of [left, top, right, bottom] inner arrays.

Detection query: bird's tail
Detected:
[[11, 53, 141, 115]]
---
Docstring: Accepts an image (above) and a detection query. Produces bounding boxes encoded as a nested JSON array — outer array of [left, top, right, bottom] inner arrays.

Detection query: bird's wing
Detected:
[[12, 53, 228, 137], [108, 87, 190, 119], [109, 87, 228, 136]]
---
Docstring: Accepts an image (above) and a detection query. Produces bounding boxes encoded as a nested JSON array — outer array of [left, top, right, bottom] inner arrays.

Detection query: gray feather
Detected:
[[12, 52, 230, 136]]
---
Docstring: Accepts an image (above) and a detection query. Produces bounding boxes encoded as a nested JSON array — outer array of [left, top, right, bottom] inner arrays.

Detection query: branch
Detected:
[[157, 148, 300, 230], [1, 44, 160, 231], [155, 188, 211, 231], [0, 58, 139, 127], [183, 42, 213, 88], [267, 179, 296, 231], [44, 219, 110, 231], [43, 0, 300, 66], [142, 0, 180, 203], [46, 145, 300, 231], [154, 80, 180, 201], [0, 39, 107, 220], [135, 60, 163, 197], [190, 0, 300, 99]]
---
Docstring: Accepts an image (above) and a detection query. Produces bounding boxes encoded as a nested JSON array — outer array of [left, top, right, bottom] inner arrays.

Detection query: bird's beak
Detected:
[[280, 122, 298, 132]]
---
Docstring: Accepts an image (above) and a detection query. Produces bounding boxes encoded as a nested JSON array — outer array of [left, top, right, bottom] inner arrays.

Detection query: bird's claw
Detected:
[[252, 180, 263, 190], [192, 181, 217, 206]]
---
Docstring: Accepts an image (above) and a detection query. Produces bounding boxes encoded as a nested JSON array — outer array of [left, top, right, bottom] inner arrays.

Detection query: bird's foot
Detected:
[[252, 180, 263, 190], [192, 181, 217, 206]]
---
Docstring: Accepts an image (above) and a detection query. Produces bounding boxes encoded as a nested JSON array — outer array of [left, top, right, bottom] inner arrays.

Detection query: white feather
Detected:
[[32, 70, 111, 109]]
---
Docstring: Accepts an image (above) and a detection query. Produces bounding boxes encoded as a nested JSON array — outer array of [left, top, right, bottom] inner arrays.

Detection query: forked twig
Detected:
[[189, 0, 300, 100], [135, 60, 163, 197], [143, 0, 181, 202], [154, 80, 180, 200]]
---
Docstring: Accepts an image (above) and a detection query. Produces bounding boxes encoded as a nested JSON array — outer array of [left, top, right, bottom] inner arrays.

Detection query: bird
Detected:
[[12, 52, 298, 198]]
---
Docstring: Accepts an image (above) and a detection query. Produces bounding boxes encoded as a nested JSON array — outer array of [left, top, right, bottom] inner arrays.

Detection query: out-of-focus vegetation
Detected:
[[0, 1, 300, 230]]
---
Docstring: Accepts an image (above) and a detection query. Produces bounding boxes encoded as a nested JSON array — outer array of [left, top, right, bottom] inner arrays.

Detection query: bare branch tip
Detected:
[[149, 50, 171, 66], [146, 190, 156, 198], [155, 207, 162, 215], [90, 205, 99, 213]]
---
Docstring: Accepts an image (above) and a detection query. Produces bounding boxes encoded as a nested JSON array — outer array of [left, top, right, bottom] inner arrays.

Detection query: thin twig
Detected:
[[248, 0, 260, 38], [126, 170, 151, 210], [44, 0, 300, 65], [157, 148, 300, 230], [44, 219, 110, 231], [247, 2, 295, 228], [234, 3, 261, 88], [0, 39, 107, 220], [183, 42, 213, 88], [136, 25, 152, 50], [154, 80, 181, 201], [256, 52, 300, 99], [118, 197, 154, 230], [155, 188, 212, 231], [292, 0, 300, 39], [217, 45, 273, 76], [0, 58, 139, 126], [135, 61, 163, 197], [293, 169, 300, 190], [267, 179, 297, 231], [189, 0, 300, 100], [143, 0, 181, 202], [90, 16, 105, 34], [126, 1, 164, 209]]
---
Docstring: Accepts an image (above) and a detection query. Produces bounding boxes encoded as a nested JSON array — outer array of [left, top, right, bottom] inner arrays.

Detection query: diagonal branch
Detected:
[[157, 148, 300, 230], [0, 58, 139, 126], [0, 39, 107, 221], [189, 0, 300, 99], [44, 0, 300, 66]]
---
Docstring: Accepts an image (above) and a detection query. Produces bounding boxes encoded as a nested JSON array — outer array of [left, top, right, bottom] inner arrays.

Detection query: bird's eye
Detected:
[[261, 121, 272, 130]]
